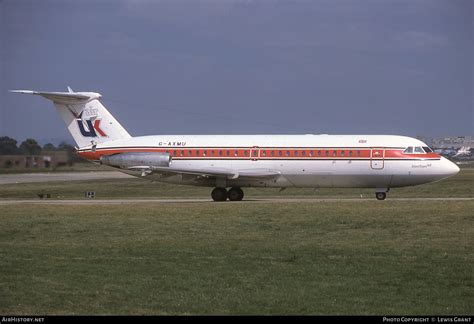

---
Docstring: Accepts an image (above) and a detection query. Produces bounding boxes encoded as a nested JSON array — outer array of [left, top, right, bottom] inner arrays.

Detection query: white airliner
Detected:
[[454, 146, 472, 158], [10, 88, 460, 201]]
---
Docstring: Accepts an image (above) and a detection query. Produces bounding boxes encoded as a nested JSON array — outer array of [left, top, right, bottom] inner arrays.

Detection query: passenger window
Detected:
[[302, 151, 306, 156], [196, 150, 200, 156], [180, 150, 184, 156], [341, 151, 345, 156], [286, 151, 290, 157], [318, 150, 321, 156], [203, 150, 207, 156], [226, 150, 230, 156], [325, 150, 330, 156], [332, 151, 337, 157], [219, 150, 223, 156], [404, 147, 413, 154], [294, 151, 299, 156], [278, 151, 282, 156], [234, 151, 238, 157], [309, 151, 313, 157], [271, 151, 275, 157], [349, 151, 353, 156]]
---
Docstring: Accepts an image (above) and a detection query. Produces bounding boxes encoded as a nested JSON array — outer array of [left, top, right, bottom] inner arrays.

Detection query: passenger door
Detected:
[[371, 148, 384, 169]]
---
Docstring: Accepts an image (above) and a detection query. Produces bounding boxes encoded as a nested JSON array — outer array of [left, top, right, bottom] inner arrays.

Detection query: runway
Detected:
[[0, 197, 472, 205], [0, 171, 133, 184]]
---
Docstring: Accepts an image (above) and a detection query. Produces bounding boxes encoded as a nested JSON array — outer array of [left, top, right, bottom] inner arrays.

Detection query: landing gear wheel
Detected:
[[211, 187, 228, 202], [375, 192, 387, 200], [228, 187, 244, 201]]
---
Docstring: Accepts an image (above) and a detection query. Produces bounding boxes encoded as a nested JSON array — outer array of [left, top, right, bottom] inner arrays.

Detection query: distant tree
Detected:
[[57, 141, 82, 163], [57, 142, 75, 152], [43, 143, 57, 151], [0, 136, 18, 155], [19, 138, 42, 155]]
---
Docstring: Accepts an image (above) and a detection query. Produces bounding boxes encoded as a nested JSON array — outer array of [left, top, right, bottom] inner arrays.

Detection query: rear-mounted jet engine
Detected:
[[100, 152, 171, 169]]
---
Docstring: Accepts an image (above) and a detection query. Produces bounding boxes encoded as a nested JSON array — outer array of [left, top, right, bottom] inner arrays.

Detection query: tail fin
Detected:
[[9, 88, 131, 148]]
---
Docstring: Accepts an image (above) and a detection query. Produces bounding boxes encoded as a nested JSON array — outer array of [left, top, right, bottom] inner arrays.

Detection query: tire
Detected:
[[375, 192, 387, 200], [228, 187, 244, 201], [211, 187, 228, 202]]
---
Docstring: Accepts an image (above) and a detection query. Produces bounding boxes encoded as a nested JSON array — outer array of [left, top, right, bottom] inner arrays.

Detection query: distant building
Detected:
[[431, 136, 474, 149], [0, 151, 69, 169]]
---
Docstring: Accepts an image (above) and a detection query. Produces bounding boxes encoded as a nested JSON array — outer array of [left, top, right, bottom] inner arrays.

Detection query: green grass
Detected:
[[0, 167, 472, 199], [0, 201, 472, 315], [0, 168, 472, 314], [0, 162, 104, 174]]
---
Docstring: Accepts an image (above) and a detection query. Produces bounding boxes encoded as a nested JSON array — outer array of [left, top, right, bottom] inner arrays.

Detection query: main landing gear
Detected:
[[211, 187, 244, 202]]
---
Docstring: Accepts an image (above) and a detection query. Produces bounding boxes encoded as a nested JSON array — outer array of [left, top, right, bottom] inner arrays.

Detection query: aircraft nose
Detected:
[[441, 157, 460, 177]]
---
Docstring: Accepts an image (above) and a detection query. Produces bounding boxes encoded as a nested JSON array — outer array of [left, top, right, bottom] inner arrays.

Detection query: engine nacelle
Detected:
[[100, 152, 171, 169]]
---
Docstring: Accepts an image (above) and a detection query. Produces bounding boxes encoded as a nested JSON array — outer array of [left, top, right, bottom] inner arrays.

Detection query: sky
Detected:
[[0, 0, 472, 145]]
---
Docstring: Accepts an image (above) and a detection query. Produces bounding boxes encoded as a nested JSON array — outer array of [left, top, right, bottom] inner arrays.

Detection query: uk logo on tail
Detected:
[[68, 107, 107, 138]]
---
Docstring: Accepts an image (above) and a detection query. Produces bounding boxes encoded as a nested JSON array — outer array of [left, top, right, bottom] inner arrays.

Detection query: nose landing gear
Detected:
[[375, 188, 389, 200], [375, 192, 387, 200]]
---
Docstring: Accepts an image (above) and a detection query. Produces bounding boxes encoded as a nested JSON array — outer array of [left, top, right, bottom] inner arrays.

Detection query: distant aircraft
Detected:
[[434, 148, 457, 157], [453, 146, 472, 158], [10, 88, 460, 201]]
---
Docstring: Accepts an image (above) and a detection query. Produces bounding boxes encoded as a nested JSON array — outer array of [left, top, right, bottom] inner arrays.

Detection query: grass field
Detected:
[[0, 169, 473, 315], [0, 162, 105, 174], [0, 167, 473, 200]]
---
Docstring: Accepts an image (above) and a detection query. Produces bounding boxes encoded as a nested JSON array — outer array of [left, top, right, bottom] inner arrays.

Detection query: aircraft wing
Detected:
[[128, 165, 281, 179]]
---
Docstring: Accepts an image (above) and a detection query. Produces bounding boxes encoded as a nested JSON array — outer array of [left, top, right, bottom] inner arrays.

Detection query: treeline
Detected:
[[0, 136, 83, 163]]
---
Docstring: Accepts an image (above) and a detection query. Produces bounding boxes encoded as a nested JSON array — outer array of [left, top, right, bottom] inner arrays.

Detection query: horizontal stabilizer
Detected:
[[9, 90, 101, 104]]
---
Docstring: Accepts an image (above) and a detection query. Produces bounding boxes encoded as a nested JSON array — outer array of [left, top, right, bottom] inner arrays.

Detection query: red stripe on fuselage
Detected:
[[77, 147, 441, 161]]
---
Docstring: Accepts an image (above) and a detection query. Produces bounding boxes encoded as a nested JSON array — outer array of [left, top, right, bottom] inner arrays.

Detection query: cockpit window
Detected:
[[404, 146, 429, 154]]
